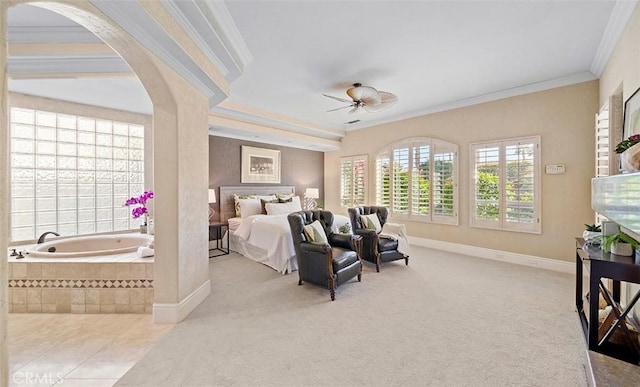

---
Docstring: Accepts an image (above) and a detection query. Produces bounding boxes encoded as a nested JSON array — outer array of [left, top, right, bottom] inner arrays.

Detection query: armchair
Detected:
[[348, 206, 409, 272], [288, 210, 362, 301]]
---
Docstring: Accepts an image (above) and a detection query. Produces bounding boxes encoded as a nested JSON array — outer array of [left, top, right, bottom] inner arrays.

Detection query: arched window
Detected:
[[375, 138, 458, 224]]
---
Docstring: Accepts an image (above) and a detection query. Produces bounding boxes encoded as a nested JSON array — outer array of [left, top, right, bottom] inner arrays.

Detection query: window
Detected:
[[595, 103, 610, 178], [375, 138, 458, 224], [470, 136, 541, 233], [340, 155, 367, 207], [10, 107, 145, 242]]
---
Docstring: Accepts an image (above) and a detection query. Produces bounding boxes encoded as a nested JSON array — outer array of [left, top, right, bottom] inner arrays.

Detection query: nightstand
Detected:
[[209, 221, 229, 258]]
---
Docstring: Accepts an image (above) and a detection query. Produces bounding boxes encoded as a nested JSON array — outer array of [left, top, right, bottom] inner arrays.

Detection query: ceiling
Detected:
[[5, 1, 635, 150]]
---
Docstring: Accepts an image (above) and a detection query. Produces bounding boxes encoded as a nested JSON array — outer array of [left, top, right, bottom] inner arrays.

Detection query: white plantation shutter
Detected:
[[375, 138, 458, 224], [504, 140, 537, 228], [411, 144, 430, 217], [471, 143, 500, 227], [392, 146, 410, 215], [340, 155, 367, 207], [375, 153, 390, 206], [353, 157, 367, 206], [470, 136, 540, 233], [594, 95, 623, 225], [595, 105, 610, 177], [432, 141, 457, 223], [340, 158, 353, 207]]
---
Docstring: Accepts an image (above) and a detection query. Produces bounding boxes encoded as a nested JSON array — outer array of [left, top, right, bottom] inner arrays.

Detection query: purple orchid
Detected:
[[124, 190, 154, 219]]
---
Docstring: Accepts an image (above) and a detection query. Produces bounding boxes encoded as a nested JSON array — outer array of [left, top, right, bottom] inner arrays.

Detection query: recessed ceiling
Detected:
[[4, 1, 633, 149], [224, 0, 615, 130]]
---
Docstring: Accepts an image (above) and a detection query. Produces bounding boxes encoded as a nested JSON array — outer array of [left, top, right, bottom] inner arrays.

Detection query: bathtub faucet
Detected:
[[37, 231, 60, 244]]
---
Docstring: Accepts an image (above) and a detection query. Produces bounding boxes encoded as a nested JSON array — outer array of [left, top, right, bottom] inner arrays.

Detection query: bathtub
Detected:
[[25, 234, 153, 258]]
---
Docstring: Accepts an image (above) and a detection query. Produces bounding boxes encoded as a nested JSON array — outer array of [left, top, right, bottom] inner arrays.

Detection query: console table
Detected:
[[575, 238, 640, 364]]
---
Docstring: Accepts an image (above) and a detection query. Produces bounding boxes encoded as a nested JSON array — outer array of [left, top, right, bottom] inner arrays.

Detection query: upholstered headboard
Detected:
[[219, 185, 296, 223]]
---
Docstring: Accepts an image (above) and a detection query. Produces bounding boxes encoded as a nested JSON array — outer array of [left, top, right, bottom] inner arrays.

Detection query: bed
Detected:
[[219, 186, 299, 274]]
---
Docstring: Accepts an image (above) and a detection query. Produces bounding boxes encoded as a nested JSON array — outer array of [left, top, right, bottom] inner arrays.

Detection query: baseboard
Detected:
[[152, 279, 211, 324], [408, 236, 574, 274]]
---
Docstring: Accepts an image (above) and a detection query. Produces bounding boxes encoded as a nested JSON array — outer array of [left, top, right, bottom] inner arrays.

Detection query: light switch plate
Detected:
[[545, 164, 565, 174]]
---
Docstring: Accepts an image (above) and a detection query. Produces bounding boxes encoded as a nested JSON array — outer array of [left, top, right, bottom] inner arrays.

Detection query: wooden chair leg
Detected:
[[405, 257, 409, 266], [328, 279, 336, 301], [357, 273, 362, 282]]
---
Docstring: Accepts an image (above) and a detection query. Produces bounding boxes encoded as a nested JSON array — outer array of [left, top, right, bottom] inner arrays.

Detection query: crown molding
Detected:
[[89, 0, 231, 107], [159, 0, 252, 82], [7, 55, 131, 75], [345, 72, 598, 132], [590, 0, 639, 77], [213, 100, 344, 141], [7, 25, 101, 43], [209, 112, 340, 152]]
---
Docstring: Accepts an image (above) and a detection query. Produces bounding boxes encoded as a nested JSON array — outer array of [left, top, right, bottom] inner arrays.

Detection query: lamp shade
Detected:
[[208, 189, 217, 204], [304, 188, 319, 199]]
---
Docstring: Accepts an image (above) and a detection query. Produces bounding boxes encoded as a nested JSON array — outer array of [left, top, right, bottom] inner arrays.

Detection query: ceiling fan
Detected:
[[323, 83, 398, 114]]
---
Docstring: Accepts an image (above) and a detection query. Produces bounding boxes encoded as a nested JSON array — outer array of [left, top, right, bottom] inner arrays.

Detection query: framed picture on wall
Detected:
[[241, 146, 281, 183], [623, 86, 640, 141]]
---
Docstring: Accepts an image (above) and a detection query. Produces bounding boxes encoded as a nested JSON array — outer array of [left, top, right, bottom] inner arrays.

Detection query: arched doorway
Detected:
[[2, 1, 220, 383]]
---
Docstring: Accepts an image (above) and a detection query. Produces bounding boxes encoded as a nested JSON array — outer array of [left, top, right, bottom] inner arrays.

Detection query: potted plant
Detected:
[[616, 134, 640, 172], [338, 223, 352, 234], [601, 227, 639, 256], [583, 224, 601, 243]]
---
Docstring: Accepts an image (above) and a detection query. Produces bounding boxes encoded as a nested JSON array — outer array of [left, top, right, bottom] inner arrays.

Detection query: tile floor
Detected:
[[8, 313, 174, 386]]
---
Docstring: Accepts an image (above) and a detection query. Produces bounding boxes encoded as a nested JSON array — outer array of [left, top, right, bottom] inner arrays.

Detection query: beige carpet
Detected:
[[117, 246, 588, 386]]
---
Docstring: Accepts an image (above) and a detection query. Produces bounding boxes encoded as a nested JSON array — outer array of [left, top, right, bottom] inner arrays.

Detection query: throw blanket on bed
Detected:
[[379, 222, 410, 256], [233, 214, 296, 274]]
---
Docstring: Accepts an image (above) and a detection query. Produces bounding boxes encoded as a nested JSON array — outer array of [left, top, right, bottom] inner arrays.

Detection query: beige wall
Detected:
[[326, 81, 599, 262], [600, 3, 640, 107], [1, 4, 9, 384], [599, 2, 640, 325]]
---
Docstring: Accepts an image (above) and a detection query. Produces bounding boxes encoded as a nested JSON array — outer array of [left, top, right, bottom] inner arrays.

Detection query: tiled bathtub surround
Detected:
[[8, 257, 154, 314]]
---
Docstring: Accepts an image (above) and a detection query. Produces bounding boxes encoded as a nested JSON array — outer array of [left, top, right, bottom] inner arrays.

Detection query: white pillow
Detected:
[[234, 194, 256, 217], [303, 220, 328, 244], [331, 214, 353, 234], [265, 201, 301, 215], [361, 213, 382, 233], [238, 198, 261, 218], [257, 194, 277, 202]]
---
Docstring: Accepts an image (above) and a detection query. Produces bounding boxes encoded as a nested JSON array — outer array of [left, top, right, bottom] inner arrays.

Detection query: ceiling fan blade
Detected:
[[360, 94, 382, 106], [322, 94, 353, 104], [363, 92, 399, 113], [378, 91, 399, 105], [346, 85, 379, 102], [327, 105, 354, 112]]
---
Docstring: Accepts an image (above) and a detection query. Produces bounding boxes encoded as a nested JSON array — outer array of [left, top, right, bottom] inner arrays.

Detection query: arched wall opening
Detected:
[[1, 1, 214, 383]]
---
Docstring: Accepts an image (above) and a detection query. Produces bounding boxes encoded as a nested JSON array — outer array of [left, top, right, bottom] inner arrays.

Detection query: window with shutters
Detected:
[[9, 107, 146, 242], [340, 155, 368, 207], [595, 103, 610, 178], [375, 138, 458, 224], [470, 136, 541, 233], [375, 153, 390, 207]]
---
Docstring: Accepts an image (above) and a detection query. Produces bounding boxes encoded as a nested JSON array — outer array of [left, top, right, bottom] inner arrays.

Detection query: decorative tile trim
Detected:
[[8, 279, 154, 289]]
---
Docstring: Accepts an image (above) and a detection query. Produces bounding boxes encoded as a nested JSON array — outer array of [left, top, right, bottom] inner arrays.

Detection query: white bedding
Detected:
[[230, 214, 297, 274]]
